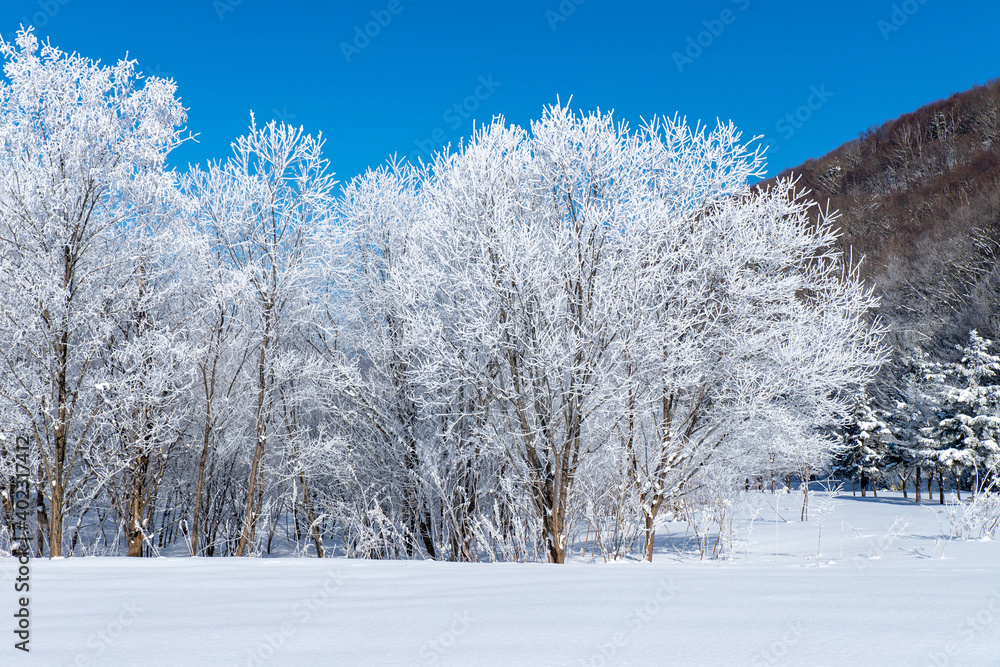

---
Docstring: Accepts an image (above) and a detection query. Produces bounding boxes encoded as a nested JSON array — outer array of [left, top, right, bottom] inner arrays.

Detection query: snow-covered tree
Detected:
[[890, 346, 951, 502], [833, 394, 891, 497], [920, 331, 1000, 494], [170, 214, 250, 556], [319, 161, 436, 558], [415, 109, 661, 563], [185, 117, 336, 556], [619, 177, 885, 555], [89, 208, 198, 556], [0, 29, 186, 556], [407, 106, 885, 562]]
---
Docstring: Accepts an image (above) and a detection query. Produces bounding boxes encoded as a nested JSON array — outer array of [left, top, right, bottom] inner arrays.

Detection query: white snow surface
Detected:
[[4, 492, 1000, 666]]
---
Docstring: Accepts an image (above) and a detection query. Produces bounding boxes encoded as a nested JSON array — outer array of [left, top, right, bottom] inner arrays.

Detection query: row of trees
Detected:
[[0, 29, 886, 561], [835, 331, 1000, 501]]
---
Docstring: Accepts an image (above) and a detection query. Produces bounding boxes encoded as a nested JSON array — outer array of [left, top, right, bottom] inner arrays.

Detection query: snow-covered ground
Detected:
[[4, 491, 999, 666]]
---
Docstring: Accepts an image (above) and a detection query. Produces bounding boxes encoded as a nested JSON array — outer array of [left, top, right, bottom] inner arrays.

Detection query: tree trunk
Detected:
[[126, 452, 151, 557], [800, 468, 809, 522], [47, 480, 64, 558], [642, 500, 663, 562], [540, 489, 566, 564], [938, 469, 944, 504], [418, 511, 436, 559], [47, 327, 72, 558], [251, 469, 266, 548], [529, 466, 567, 564], [191, 413, 212, 556], [299, 471, 324, 558], [36, 487, 49, 557], [915, 466, 921, 504], [236, 433, 266, 556], [236, 328, 271, 557]]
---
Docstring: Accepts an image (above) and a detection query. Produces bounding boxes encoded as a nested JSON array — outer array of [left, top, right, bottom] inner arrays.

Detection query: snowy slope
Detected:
[[4, 492, 999, 666]]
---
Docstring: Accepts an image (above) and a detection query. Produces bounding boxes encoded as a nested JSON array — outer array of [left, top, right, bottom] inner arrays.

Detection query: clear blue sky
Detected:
[[2, 0, 998, 183]]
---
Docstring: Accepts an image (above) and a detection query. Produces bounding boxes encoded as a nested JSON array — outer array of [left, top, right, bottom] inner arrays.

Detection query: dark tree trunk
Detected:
[[299, 471, 324, 558], [643, 510, 656, 562], [126, 452, 151, 557]]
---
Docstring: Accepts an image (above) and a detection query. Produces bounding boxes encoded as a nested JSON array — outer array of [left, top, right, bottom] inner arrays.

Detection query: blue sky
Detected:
[[2, 0, 997, 183]]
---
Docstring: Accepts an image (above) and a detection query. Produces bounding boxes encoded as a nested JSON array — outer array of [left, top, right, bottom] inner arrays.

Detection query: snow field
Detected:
[[2, 491, 998, 666]]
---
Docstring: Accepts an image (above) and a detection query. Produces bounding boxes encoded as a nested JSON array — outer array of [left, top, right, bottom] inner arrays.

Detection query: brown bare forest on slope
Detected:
[[758, 78, 1000, 371]]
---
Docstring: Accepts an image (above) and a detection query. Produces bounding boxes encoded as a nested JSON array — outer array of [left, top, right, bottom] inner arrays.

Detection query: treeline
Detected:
[[835, 331, 1000, 502], [0, 29, 887, 562]]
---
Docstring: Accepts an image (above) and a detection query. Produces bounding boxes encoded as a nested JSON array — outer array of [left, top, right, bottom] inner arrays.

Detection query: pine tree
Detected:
[[834, 394, 891, 497], [923, 331, 1000, 495], [893, 347, 951, 502], [880, 403, 918, 499]]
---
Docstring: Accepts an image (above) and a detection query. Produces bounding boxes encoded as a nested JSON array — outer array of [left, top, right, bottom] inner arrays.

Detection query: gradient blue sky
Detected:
[[2, 0, 997, 183]]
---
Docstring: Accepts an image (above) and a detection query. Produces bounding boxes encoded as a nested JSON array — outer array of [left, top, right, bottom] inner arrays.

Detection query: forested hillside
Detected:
[[761, 79, 1000, 359]]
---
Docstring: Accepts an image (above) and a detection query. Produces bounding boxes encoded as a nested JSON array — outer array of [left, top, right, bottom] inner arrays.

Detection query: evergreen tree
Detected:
[[922, 331, 1000, 494], [880, 402, 918, 499], [893, 347, 950, 502], [833, 394, 891, 497]]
